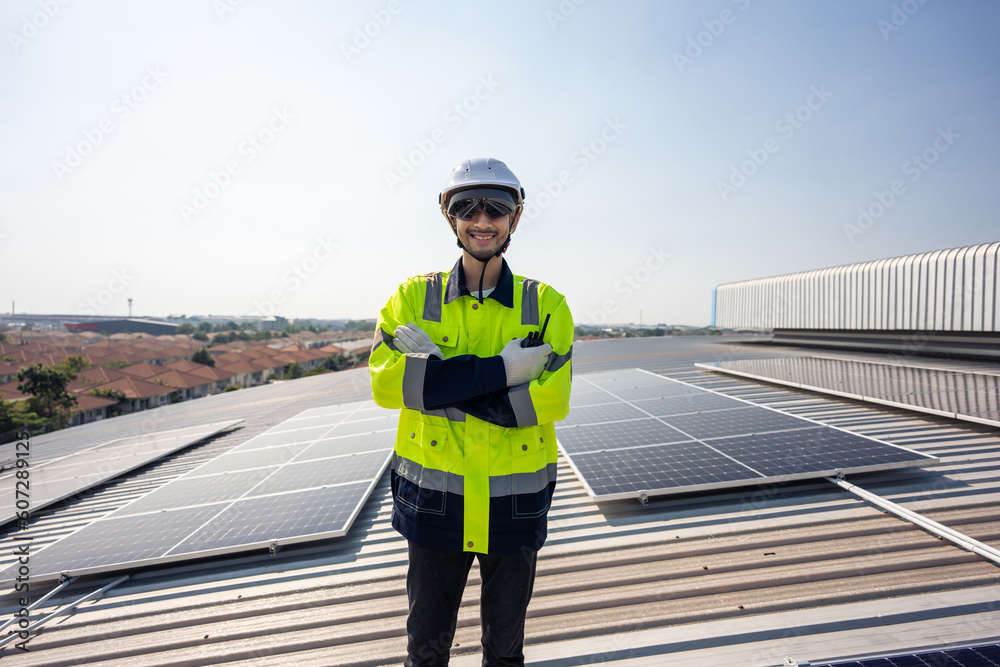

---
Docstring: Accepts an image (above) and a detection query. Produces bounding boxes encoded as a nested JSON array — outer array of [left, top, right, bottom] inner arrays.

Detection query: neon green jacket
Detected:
[[370, 258, 573, 553]]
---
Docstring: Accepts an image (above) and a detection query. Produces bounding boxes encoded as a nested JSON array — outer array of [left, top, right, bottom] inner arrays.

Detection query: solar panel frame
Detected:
[[558, 368, 938, 502]]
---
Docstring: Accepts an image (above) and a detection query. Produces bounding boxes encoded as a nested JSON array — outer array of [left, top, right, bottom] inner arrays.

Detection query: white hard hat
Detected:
[[439, 158, 525, 225]]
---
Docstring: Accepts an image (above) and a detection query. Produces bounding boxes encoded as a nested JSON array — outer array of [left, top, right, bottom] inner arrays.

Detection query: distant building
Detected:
[[713, 242, 1000, 358], [65, 318, 178, 336], [259, 316, 288, 331]]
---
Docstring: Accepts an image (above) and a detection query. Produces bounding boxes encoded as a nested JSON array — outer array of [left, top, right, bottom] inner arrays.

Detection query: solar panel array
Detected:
[[811, 641, 1000, 666], [0, 420, 242, 526], [558, 368, 937, 501], [696, 356, 1000, 428], [0, 400, 396, 584]]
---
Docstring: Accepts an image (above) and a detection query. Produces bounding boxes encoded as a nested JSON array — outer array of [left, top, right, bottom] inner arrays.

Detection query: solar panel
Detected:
[[557, 418, 691, 454], [0, 420, 241, 526], [558, 369, 938, 502], [0, 400, 395, 584], [810, 641, 1000, 666], [696, 357, 1000, 428]]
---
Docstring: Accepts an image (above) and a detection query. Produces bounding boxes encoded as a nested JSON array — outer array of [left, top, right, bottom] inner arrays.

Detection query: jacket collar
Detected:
[[444, 256, 514, 308]]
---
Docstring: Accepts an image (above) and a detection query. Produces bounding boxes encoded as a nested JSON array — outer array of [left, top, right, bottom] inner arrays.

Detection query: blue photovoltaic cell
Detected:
[[192, 443, 307, 475], [585, 370, 673, 388], [608, 385, 694, 402], [113, 468, 276, 516], [232, 426, 337, 451], [251, 450, 390, 495], [559, 401, 652, 427], [559, 369, 937, 501], [172, 482, 371, 554], [631, 392, 750, 417], [709, 427, 934, 477], [556, 418, 691, 453], [569, 442, 759, 496], [569, 391, 622, 408], [297, 431, 393, 460], [663, 407, 813, 440], [6, 504, 228, 577], [811, 642, 1000, 666]]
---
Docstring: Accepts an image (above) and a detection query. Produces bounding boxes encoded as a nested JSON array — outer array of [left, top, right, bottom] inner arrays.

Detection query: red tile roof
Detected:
[[186, 365, 235, 382], [72, 393, 119, 411], [147, 369, 213, 390], [118, 362, 165, 379], [165, 359, 202, 372], [217, 359, 270, 374], [90, 376, 173, 400], [78, 367, 131, 384], [0, 382, 28, 401]]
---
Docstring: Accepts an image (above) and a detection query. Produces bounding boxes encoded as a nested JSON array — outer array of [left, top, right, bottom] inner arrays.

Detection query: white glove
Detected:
[[499, 338, 552, 387], [393, 323, 445, 359]]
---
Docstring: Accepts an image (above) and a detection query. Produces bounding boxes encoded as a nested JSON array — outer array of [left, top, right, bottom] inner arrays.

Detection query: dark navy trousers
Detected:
[[404, 541, 537, 667]]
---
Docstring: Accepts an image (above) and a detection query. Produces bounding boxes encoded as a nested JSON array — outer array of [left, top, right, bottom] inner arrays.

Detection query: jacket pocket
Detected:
[[508, 426, 551, 518], [422, 323, 460, 354], [395, 419, 450, 515]]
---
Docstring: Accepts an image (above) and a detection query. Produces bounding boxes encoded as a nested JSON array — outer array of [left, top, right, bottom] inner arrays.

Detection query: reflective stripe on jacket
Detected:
[[370, 258, 573, 554]]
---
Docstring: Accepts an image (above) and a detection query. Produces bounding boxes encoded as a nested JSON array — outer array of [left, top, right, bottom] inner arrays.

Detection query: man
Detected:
[[370, 157, 573, 666]]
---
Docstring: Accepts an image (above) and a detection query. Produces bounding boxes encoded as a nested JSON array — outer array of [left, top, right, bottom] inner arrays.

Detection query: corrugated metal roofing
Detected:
[[2, 336, 999, 666]]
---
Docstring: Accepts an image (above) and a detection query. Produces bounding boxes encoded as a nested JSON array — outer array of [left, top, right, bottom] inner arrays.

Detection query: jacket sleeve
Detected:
[[455, 294, 573, 428], [370, 279, 508, 411]]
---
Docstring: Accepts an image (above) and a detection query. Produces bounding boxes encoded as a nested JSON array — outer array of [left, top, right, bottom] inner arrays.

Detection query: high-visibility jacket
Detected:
[[370, 257, 573, 554]]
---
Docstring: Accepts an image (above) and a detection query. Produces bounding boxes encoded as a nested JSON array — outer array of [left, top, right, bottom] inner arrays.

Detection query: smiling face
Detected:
[[451, 208, 518, 262]]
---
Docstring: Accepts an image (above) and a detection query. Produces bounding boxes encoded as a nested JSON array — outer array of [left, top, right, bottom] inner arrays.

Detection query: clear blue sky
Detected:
[[2, 1, 997, 327]]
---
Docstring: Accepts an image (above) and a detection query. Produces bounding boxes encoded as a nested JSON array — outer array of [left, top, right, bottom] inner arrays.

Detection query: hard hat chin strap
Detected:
[[453, 223, 513, 305]]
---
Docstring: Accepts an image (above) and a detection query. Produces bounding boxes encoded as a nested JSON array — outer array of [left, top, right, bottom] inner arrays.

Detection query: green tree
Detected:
[[16, 364, 77, 421], [0, 400, 18, 436], [192, 331, 208, 341], [285, 362, 302, 379], [91, 387, 128, 417], [176, 323, 195, 334], [344, 319, 376, 332], [197, 322, 212, 333], [54, 355, 88, 378], [191, 348, 215, 366]]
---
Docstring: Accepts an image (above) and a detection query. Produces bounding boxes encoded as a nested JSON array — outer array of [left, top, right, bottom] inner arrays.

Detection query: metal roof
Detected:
[[2, 335, 999, 665]]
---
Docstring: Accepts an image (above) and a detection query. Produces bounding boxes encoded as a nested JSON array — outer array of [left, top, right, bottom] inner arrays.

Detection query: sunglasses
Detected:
[[447, 188, 517, 221]]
